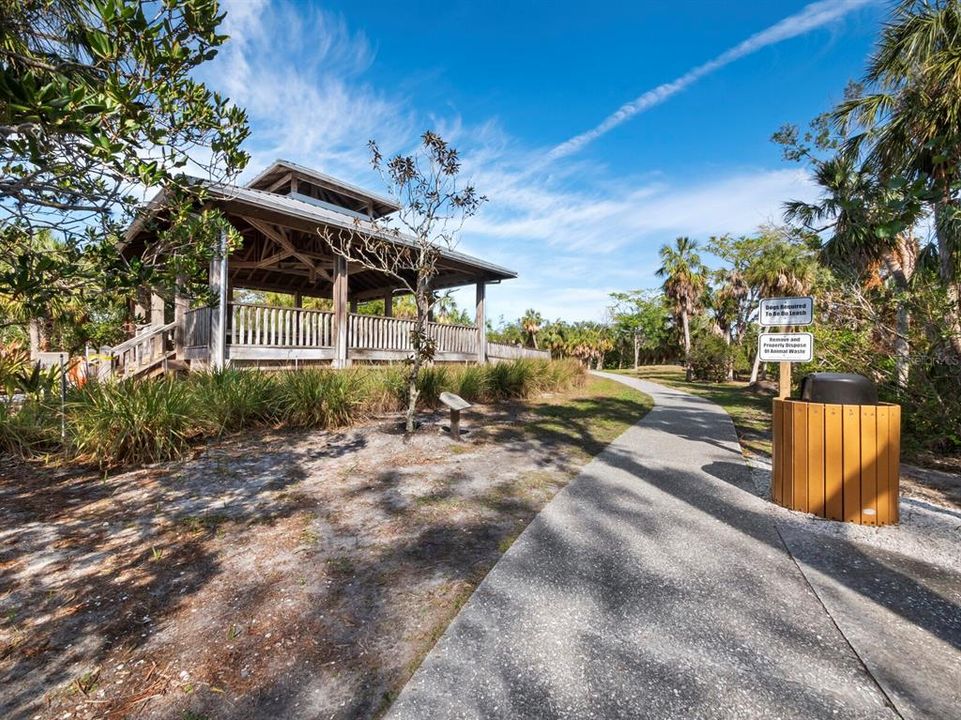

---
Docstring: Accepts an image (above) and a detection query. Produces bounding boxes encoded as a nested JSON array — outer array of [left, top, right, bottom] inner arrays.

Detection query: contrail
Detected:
[[547, 0, 876, 160]]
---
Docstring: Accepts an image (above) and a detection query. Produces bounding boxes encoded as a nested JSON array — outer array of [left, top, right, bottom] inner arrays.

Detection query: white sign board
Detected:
[[759, 297, 813, 327], [758, 332, 813, 363]]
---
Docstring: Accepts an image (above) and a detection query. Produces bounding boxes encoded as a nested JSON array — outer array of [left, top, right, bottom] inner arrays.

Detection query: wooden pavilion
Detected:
[[114, 160, 546, 376]]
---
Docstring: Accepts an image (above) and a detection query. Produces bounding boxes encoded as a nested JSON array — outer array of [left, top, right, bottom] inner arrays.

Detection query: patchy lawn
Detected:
[[617, 365, 961, 510], [615, 365, 774, 457], [0, 376, 650, 720]]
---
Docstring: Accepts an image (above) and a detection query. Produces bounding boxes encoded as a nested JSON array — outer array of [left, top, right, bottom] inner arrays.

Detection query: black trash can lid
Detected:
[[799, 372, 878, 405]]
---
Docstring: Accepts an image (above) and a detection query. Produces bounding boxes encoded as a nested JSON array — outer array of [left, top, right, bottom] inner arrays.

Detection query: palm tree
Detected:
[[656, 237, 706, 380], [520, 308, 543, 349], [744, 231, 818, 384], [785, 148, 922, 387], [835, 0, 961, 358]]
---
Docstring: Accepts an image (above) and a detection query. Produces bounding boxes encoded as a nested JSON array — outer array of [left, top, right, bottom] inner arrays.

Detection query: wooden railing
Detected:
[[348, 313, 478, 355], [229, 303, 333, 347], [487, 342, 551, 361], [110, 321, 177, 377], [184, 307, 211, 349], [183, 304, 482, 360], [349, 313, 415, 351], [428, 321, 477, 354]]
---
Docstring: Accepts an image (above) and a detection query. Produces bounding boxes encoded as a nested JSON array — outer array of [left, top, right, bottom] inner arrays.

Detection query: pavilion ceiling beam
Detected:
[[264, 173, 293, 193], [240, 215, 333, 283]]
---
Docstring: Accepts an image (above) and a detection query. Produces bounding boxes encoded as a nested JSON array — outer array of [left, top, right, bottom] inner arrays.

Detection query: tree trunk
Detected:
[[681, 310, 692, 381], [895, 301, 910, 390], [749, 350, 762, 385], [28, 319, 42, 360], [405, 278, 431, 434], [532, 333, 538, 350], [934, 199, 961, 359], [633, 334, 640, 370]]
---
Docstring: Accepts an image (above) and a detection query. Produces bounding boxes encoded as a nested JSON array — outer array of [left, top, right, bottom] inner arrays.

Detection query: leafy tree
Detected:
[[0, 0, 250, 323], [656, 236, 706, 379], [776, 112, 923, 387], [834, 0, 961, 357], [742, 227, 818, 383], [608, 290, 674, 368]]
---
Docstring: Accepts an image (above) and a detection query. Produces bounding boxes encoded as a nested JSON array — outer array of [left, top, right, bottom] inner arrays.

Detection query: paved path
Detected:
[[388, 372, 960, 719]]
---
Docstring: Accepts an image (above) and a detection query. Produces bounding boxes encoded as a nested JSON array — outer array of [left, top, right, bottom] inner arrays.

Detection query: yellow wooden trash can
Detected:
[[771, 399, 901, 525]]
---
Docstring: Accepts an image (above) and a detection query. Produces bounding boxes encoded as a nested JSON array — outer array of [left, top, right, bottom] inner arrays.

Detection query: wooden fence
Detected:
[[487, 342, 551, 361]]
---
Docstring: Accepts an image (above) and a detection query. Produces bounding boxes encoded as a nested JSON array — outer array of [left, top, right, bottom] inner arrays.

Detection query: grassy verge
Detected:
[[1, 359, 586, 468], [614, 365, 774, 458], [525, 376, 654, 464]]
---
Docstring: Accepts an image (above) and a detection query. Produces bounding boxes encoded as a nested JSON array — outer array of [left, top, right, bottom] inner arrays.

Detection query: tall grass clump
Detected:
[[188, 368, 276, 435], [416, 366, 450, 407], [453, 364, 489, 403], [273, 369, 365, 428], [486, 359, 540, 399], [0, 399, 61, 458], [68, 378, 195, 467], [540, 358, 585, 393], [485, 358, 585, 400]]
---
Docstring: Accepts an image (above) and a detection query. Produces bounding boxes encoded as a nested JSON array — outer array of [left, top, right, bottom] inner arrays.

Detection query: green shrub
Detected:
[[453, 364, 489, 402], [0, 360, 590, 467], [689, 335, 734, 383], [416, 366, 450, 407], [188, 368, 276, 435], [0, 399, 61, 457], [68, 378, 195, 467], [273, 369, 365, 428]]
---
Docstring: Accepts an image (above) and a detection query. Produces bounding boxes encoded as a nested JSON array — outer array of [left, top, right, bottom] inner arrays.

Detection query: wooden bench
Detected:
[[439, 391, 471, 438]]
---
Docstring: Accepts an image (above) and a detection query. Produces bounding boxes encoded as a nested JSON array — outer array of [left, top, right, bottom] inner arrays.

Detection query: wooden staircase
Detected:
[[109, 322, 178, 379]]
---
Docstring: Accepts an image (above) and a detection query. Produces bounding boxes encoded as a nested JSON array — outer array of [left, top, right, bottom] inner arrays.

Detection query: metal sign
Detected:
[[758, 332, 813, 363], [759, 297, 813, 327]]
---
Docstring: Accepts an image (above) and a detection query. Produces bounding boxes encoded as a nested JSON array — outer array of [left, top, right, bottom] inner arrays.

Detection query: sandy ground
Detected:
[[0, 401, 602, 720], [746, 455, 961, 572]]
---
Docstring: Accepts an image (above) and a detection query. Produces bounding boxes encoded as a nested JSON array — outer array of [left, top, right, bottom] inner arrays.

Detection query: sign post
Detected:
[[758, 297, 814, 399]]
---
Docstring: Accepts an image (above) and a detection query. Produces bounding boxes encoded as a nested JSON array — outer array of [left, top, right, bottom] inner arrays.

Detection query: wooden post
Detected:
[[475, 282, 486, 364], [384, 292, 393, 318], [333, 256, 348, 368], [174, 275, 188, 360], [350, 297, 359, 314], [294, 291, 302, 308], [209, 233, 229, 369], [779, 362, 791, 399], [132, 295, 147, 337], [150, 291, 165, 359]]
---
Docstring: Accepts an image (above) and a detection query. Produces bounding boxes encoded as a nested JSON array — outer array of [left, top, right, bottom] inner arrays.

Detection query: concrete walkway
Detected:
[[388, 372, 961, 719]]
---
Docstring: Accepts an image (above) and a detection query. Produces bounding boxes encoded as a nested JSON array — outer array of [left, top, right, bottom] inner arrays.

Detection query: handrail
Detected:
[[229, 302, 331, 314], [111, 321, 177, 354]]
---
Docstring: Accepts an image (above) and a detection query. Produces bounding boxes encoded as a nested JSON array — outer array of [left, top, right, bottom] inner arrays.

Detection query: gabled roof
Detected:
[[203, 182, 516, 282], [246, 159, 400, 218], [121, 177, 516, 288]]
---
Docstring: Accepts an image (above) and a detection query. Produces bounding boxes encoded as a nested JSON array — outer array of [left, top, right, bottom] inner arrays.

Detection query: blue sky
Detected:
[[205, 0, 886, 324]]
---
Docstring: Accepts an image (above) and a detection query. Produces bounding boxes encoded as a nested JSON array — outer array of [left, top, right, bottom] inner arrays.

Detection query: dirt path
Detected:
[[1, 379, 650, 720]]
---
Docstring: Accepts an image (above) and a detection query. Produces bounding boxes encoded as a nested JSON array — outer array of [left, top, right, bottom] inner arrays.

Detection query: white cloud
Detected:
[[211, 0, 413, 179], [467, 167, 816, 252], [202, 2, 828, 324], [548, 0, 876, 160]]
